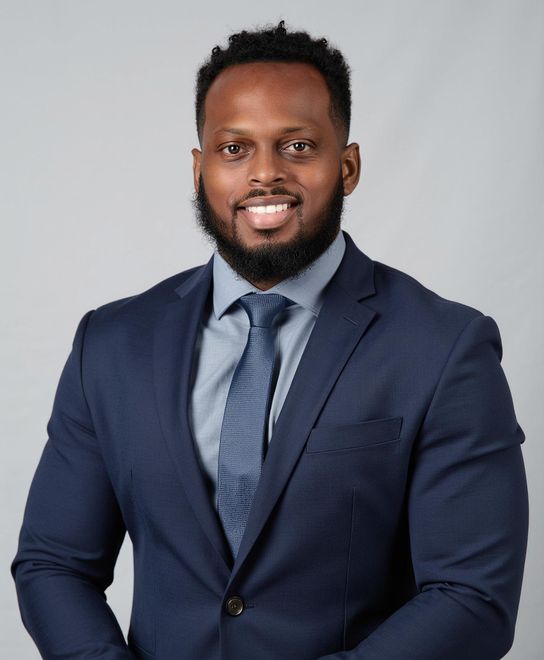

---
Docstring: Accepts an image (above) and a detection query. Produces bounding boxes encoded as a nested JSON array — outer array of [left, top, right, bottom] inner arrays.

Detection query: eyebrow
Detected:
[[215, 126, 316, 136]]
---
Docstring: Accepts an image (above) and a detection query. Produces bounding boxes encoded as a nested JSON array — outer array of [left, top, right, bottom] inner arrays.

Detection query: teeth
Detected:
[[245, 203, 291, 214]]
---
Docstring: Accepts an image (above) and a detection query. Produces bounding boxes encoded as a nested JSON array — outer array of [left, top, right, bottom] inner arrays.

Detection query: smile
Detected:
[[237, 203, 298, 230], [244, 203, 292, 214]]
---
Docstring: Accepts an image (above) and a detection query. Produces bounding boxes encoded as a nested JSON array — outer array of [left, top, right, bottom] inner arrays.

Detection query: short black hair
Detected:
[[195, 20, 351, 145]]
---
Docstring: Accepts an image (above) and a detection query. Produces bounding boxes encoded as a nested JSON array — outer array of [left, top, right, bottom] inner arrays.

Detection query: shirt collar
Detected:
[[212, 229, 346, 320]]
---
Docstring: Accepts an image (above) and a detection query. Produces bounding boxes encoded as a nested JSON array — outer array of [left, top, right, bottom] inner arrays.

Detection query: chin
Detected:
[[239, 226, 301, 247]]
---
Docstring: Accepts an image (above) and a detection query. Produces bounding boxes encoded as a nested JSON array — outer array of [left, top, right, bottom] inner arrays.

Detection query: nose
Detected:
[[247, 146, 285, 186]]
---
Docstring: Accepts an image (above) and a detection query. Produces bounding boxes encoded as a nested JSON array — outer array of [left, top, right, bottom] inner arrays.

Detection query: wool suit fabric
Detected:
[[11, 231, 528, 659]]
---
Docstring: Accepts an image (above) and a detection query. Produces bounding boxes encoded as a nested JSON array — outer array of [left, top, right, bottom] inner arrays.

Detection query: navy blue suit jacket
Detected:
[[12, 231, 528, 659]]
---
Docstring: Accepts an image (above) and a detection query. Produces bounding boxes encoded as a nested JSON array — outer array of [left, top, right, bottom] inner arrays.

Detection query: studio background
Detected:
[[1, 1, 542, 658]]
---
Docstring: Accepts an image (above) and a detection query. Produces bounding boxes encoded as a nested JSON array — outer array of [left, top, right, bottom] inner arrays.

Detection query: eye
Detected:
[[222, 144, 242, 155], [285, 142, 312, 153]]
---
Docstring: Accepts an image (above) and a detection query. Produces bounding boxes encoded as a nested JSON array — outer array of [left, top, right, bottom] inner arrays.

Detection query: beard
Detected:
[[192, 173, 345, 284]]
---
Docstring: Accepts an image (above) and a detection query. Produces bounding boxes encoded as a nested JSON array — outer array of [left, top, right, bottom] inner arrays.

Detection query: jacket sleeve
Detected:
[[11, 310, 130, 659], [318, 314, 529, 660]]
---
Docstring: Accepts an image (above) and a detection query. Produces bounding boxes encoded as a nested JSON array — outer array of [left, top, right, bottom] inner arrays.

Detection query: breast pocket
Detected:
[[305, 416, 403, 453]]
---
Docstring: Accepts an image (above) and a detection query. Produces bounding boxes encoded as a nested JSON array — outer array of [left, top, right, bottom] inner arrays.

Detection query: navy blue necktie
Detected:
[[217, 293, 290, 558]]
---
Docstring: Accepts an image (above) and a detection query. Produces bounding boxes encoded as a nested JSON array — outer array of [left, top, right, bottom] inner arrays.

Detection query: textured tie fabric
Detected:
[[217, 293, 290, 558]]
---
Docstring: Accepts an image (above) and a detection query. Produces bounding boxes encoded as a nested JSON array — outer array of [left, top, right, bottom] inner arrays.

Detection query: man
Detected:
[[12, 21, 528, 660]]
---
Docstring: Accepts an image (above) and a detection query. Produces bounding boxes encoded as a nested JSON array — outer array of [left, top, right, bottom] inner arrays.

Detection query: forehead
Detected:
[[202, 61, 334, 137]]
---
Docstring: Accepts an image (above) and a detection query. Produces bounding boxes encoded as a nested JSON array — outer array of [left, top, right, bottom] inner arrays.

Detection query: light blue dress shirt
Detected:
[[188, 230, 346, 509]]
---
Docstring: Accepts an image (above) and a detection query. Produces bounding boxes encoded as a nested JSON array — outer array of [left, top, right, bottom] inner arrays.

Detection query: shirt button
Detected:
[[225, 595, 245, 616]]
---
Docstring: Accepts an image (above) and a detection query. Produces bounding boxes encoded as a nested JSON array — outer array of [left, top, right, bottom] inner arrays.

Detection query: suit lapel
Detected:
[[153, 258, 234, 572], [228, 232, 377, 582], [153, 232, 377, 580]]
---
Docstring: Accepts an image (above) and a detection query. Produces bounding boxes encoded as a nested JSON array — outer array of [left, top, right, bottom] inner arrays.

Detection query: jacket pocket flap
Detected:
[[306, 416, 403, 453]]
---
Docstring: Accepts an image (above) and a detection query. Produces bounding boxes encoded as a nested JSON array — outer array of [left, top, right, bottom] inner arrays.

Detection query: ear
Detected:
[[340, 142, 361, 196], [191, 148, 202, 192]]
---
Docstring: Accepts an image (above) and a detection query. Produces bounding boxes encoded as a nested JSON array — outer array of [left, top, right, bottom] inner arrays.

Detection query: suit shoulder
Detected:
[[82, 264, 206, 338], [371, 259, 485, 339]]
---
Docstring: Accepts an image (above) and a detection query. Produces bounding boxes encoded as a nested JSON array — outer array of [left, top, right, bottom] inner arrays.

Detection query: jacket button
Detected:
[[225, 595, 244, 616]]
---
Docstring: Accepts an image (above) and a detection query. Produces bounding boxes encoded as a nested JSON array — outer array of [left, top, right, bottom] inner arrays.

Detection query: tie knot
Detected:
[[239, 293, 290, 328]]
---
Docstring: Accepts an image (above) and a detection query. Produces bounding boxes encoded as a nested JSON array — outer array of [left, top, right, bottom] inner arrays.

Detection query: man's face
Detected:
[[192, 61, 360, 288]]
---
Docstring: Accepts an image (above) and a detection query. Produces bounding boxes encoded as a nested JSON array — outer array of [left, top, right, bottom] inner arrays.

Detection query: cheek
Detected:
[[203, 163, 240, 209], [301, 167, 340, 204]]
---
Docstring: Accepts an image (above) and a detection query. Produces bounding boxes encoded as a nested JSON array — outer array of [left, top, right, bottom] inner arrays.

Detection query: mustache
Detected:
[[234, 187, 303, 209]]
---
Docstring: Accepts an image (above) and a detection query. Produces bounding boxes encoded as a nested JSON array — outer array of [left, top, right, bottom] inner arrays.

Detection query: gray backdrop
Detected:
[[1, 1, 542, 658]]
